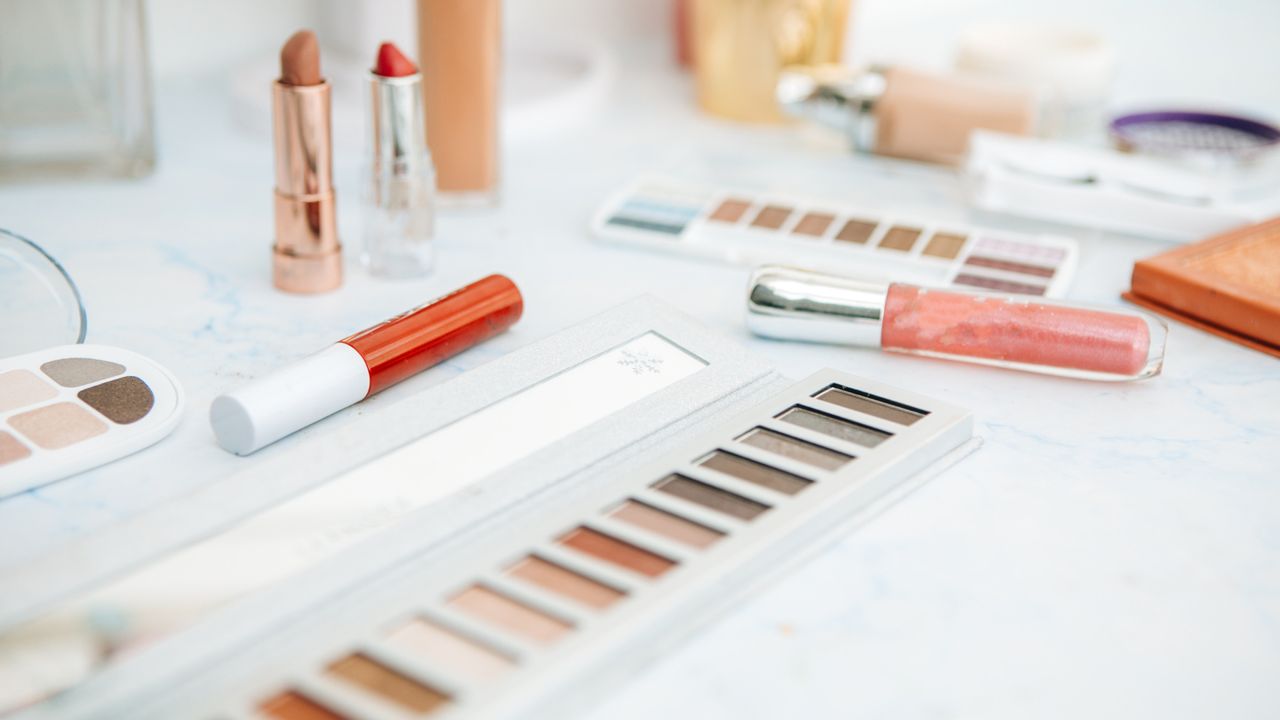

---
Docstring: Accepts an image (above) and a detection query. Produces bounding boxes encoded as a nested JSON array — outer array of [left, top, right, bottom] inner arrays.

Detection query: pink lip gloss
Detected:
[[746, 266, 1167, 380]]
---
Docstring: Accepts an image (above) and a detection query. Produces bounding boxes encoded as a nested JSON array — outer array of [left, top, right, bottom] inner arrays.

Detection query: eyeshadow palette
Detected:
[[130, 371, 972, 719], [592, 177, 1079, 297], [0, 344, 183, 496], [1, 300, 975, 718]]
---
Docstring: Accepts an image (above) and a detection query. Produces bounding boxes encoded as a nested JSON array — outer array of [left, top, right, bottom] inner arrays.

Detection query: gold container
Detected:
[[693, 0, 851, 123]]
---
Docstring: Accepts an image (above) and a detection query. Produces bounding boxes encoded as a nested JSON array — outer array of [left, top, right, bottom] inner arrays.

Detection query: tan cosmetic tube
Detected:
[[417, 0, 500, 202], [874, 67, 1036, 164]]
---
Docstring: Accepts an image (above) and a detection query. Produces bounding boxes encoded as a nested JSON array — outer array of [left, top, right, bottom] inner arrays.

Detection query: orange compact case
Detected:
[[1124, 217, 1280, 357]]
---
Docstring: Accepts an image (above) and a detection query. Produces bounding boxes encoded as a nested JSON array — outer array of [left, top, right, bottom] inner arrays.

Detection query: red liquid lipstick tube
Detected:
[[211, 275, 523, 454]]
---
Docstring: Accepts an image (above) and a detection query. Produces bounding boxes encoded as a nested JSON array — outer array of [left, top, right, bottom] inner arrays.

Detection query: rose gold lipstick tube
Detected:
[[272, 80, 342, 293]]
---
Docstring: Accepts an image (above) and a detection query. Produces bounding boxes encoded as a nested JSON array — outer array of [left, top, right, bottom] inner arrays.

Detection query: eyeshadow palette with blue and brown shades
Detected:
[[201, 371, 973, 720], [0, 344, 183, 494], [593, 178, 1079, 298]]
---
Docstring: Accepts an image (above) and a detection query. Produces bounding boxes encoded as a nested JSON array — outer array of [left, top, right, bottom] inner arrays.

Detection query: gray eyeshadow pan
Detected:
[[695, 450, 812, 495], [735, 427, 852, 471], [813, 385, 927, 426], [651, 474, 769, 521], [40, 358, 126, 387], [776, 406, 891, 448]]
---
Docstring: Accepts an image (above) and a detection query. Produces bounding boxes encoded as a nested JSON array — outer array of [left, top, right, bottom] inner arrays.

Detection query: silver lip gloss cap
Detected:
[[746, 266, 888, 347], [776, 65, 887, 154]]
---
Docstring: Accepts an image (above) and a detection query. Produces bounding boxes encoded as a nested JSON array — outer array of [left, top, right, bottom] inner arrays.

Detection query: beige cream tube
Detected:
[[417, 0, 501, 203]]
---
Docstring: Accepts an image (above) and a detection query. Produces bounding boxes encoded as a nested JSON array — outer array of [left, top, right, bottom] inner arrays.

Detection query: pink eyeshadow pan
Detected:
[[0, 431, 31, 465], [8, 402, 107, 450]]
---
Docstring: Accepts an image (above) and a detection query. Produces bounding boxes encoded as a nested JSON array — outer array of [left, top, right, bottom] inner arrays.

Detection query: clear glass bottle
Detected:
[[0, 0, 156, 180]]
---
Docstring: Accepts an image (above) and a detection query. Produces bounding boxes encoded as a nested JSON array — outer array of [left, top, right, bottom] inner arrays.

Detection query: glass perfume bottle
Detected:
[[0, 0, 156, 180]]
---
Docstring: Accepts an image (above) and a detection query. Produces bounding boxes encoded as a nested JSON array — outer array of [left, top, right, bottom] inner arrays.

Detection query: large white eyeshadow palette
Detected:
[[0, 344, 183, 495], [592, 178, 1080, 297], [131, 371, 973, 719]]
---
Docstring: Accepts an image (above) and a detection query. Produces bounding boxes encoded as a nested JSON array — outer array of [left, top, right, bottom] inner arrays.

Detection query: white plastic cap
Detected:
[[210, 343, 370, 455]]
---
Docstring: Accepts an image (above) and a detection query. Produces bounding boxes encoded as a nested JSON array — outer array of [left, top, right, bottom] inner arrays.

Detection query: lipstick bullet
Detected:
[[273, 30, 342, 293]]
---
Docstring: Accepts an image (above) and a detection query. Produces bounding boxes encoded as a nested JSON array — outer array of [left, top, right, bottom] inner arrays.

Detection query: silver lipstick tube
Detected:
[[364, 71, 435, 278]]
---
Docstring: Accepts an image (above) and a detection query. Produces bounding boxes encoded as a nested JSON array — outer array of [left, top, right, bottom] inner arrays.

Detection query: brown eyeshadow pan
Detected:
[[505, 555, 625, 609], [447, 585, 573, 645], [325, 653, 450, 714], [879, 226, 922, 252], [792, 212, 834, 237], [749, 205, 793, 230], [708, 198, 751, 223], [953, 273, 1047, 296], [735, 427, 852, 471], [813, 384, 926, 425], [922, 232, 967, 259], [8, 402, 107, 450], [775, 406, 891, 448], [259, 689, 347, 720], [558, 527, 675, 578], [695, 450, 812, 495], [964, 255, 1057, 278], [77, 376, 154, 424], [606, 499, 724, 549], [835, 219, 877, 244], [651, 474, 769, 521]]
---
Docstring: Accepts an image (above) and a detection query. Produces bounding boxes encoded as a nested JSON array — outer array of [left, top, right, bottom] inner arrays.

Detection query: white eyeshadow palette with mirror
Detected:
[[592, 177, 1080, 298], [2, 299, 975, 719]]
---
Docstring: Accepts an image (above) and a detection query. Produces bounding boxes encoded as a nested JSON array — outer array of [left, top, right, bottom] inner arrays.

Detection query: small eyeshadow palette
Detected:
[[0, 344, 183, 495], [5, 300, 974, 718], [592, 177, 1079, 297]]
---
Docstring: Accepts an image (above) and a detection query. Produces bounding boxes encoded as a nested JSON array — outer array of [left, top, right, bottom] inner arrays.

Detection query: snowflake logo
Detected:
[[617, 348, 664, 375]]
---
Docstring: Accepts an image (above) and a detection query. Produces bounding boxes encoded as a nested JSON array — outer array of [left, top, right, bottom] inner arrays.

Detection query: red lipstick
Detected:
[[272, 30, 342, 293], [375, 42, 418, 78]]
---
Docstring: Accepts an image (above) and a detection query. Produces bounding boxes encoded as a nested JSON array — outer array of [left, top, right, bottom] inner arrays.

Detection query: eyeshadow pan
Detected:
[[792, 212, 834, 237], [0, 369, 58, 413], [696, 450, 812, 495], [606, 499, 724, 549], [708, 198, 751, 223], [8, 402, 107, 450], [506, 555, 625, 609], [965, 255, 1056, 278], [0, 431, 31, 466], [776, 406, 890, 448], [326, 653, 451, 714], [260, 690, 347, 720], [953, 273, 1047, 296], [749, 205, 793, 230], [813, 384, 927, 425], [735, 427, 852, 471], [651, 474, 769, 521], [922, 232, 967, 259], [385, 618, 513, 682], [557, 527, 675, 578], [77, 376, 154, 424], [447, 585, 573, 645], [39, 357, 125, 388], [834, 218, 877, 244], [878, 226, 922, 252]]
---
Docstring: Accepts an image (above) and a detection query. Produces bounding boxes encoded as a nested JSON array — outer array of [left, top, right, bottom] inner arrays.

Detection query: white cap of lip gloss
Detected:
[[210, 343, 370, 455]]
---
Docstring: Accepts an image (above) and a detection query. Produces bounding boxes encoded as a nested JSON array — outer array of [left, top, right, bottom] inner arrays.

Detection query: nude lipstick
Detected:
[[747, 266, 1167, 381], [210, 274, 523, 454], [273, 30, 342, 293], [364, 41, 435, 278]]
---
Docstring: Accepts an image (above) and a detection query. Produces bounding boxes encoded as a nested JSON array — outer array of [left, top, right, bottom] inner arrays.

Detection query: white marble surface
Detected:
[[2, 14, 1280, 719]]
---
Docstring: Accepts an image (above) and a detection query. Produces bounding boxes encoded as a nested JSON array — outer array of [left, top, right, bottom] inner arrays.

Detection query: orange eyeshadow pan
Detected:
[[557, 526, 676, 578], [792, 212, 834, 236]]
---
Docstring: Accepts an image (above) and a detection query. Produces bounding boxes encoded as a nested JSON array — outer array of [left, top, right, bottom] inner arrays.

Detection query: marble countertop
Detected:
[[2, 40, 1279, 720]]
